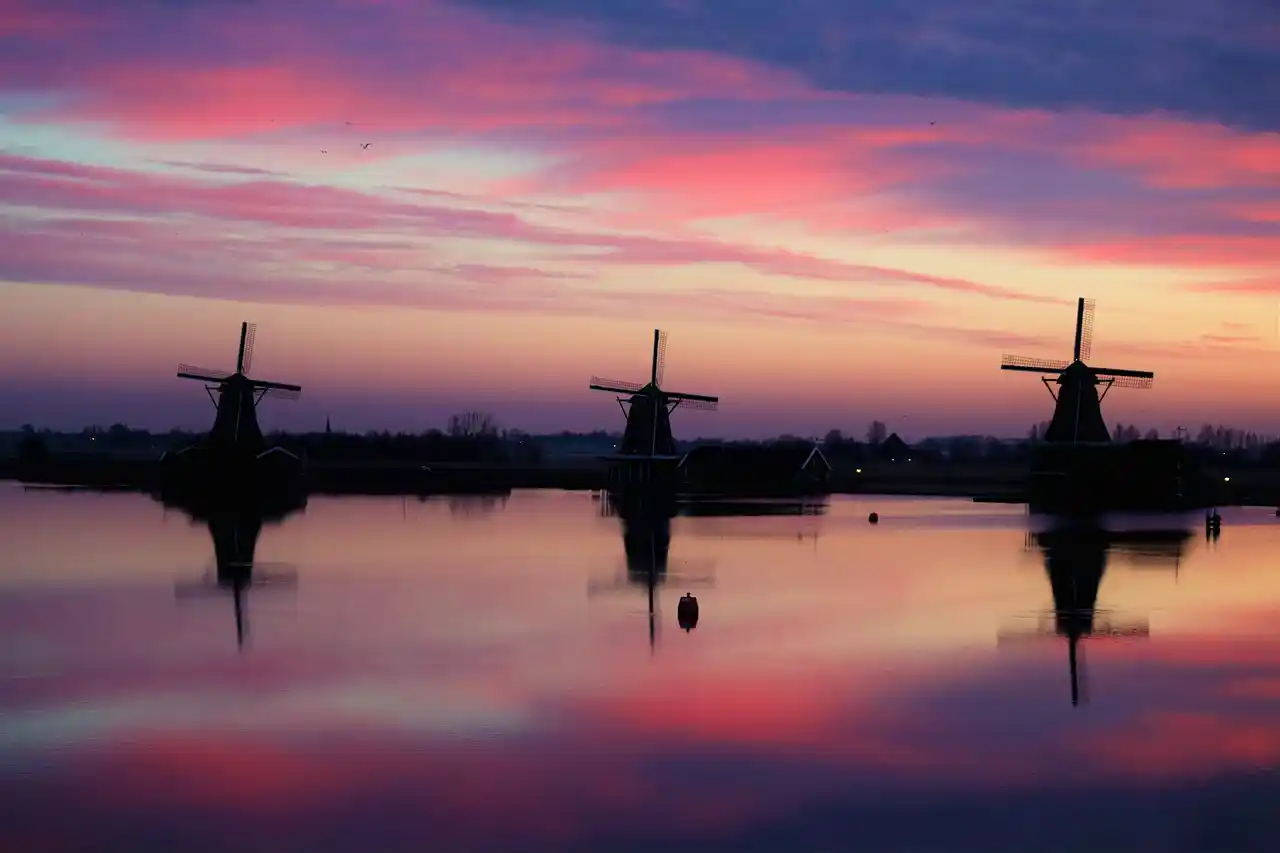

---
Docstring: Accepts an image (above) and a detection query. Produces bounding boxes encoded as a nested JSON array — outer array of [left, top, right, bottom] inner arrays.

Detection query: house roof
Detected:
[[882, 433, 909, 452]]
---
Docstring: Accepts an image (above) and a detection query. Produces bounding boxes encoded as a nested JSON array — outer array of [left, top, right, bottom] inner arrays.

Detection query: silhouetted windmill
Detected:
[[589, 330, 719, 485], [176, 322, 303, 458], [587, 498, 715, 654], [174, 507, 301, 650], [999, 524, 1166, 707], [1001, 298, 1153, 443]]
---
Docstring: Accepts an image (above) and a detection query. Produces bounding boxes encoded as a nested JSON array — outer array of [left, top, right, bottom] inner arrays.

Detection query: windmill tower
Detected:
[[174, 507, 301, 649], [589, 329, 719, 487], [1001, 298, 1154, 443], [176, 322, 303, 458], [999, 524, 1153, 707], [587, 497, 714, 654]]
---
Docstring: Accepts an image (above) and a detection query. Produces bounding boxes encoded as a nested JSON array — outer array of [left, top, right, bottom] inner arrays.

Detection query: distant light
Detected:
[[1224, 476, 1230, 482], [855, 468, 862, 474]]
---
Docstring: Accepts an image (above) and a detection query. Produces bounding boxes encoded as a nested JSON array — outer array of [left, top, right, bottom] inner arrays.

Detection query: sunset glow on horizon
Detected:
[[1, 0, 1278, 439]]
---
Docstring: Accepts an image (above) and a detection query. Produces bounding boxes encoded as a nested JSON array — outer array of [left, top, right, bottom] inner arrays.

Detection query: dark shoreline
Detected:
[[1, 455, 1029, 500], [6, 455, 1278, 506]]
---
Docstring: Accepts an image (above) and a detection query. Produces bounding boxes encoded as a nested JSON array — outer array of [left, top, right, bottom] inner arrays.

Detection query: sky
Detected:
[[0, 0, 1278, 440]]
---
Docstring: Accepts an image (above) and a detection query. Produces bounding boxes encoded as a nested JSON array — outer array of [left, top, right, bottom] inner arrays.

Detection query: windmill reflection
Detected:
[[1001, 518, 1191, 707], [586, 494, 828, 653], [168, 494, 307, 650], [587, 494, 714, 654]]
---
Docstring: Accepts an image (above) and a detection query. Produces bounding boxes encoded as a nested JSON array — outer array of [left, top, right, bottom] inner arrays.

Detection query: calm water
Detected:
[[2, 485, 1279, 852]]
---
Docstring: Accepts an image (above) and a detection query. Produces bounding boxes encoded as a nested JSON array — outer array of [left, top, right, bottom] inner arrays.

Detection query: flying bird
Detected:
[[361, 142, 371, 149]]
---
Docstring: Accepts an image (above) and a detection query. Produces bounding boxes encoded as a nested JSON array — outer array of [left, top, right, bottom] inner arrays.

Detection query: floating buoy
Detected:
[[868, 512, 879, 524], [677, 593, 699, 631]]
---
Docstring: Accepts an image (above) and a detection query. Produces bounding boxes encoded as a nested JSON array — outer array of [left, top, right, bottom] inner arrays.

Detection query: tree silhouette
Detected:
[[447, 410, 499, 438]]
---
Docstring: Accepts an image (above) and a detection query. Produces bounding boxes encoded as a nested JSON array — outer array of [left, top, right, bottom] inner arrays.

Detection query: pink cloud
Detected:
[[6, 1, 815, 142], [0, 0, 89, 36], [1187, 275, 1280, 295], [513, 126, 972, 222], [0, 153, 1053, 308], [2, 0, 1275, 324], [1061, 235, 1280, 268], [1071, 117, 1280, 190]]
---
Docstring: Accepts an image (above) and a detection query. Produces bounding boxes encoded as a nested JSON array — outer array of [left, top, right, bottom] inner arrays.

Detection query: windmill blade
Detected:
[[240, 322, 257, 375], [1078, 298, 1096, 362], [251, 574, 299, 589], [675, 398, 718, 412], [177, 364, 233, 381], [588, 574, 714, 596], [1091, 366, 1153, 379], [654, 329, 668, 387], [263, 387, 302, 400], [1001, 354, 1071, 373], [666, 390, 719, 403], [1107, 375, 1153, 389], [1096, 372, 1154, 389], [248, 561, 298, 580], [996, 628, 1059, 645], [252, 379, 303, 392], [1088, 618, 1150, 638], [590, 376, 646, 394]]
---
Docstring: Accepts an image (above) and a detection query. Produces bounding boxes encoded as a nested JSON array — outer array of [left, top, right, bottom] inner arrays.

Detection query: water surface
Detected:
[[2, 485, 1279, 852]]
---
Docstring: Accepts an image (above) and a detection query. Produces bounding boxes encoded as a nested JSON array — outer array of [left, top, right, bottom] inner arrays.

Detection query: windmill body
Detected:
[[1000, 299, 1214, 511], [1001, 298, 1153, 445], [165, 322, 306, 500], [589, 329, 719, 494]]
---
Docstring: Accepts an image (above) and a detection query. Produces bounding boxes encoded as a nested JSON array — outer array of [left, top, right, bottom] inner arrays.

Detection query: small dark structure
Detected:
[[678, 441, 831, 496], [877, 433, 910, 462], [589, 329, 718, 495], [677, 594, 699, 631], [162, 322, 306, 503], [1001, 298, 1210, 511]]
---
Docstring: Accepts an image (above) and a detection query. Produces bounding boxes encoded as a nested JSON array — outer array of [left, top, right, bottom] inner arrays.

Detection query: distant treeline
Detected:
[[4, 415, 1279, 466]]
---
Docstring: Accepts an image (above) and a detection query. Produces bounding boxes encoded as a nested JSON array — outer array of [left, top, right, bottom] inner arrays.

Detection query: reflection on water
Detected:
[[173, 503, 307, 650], [1003, 522, 1191, 707], [2, 485, 1280, 851]]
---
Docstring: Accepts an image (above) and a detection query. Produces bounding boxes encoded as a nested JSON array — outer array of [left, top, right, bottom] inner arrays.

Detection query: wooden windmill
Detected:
[[176, 322, 303, 457], [174, 507, 301, 650], [587, 498, 715, 654], [589, 329, 719, 466], [999, 525, 1155, 707], [1001, 298, 1153, 443]]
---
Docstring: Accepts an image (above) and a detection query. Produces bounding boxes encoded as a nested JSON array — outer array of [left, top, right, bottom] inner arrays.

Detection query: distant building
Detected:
[[678, 442, 832, 495], [878, 433, 911, 462]]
